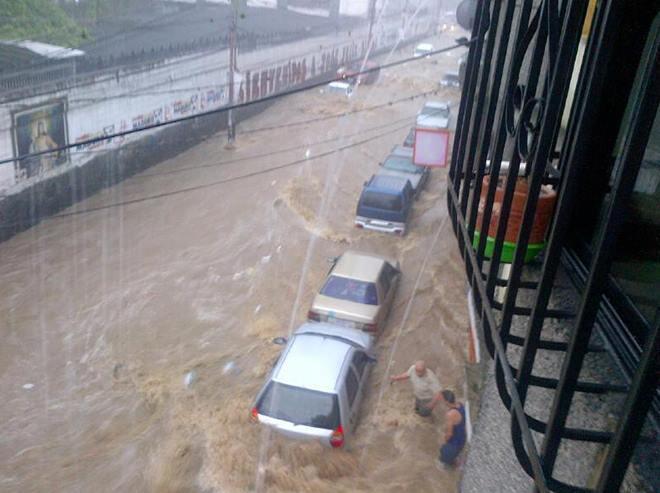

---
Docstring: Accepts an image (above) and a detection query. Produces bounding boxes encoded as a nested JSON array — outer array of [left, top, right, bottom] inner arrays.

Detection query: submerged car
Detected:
[[308, 250, 401, 335], [355, 174, 414, 236], [440, 72, 461, 88], [403, 127, 416, 148], [413, 42, 434, 58], [416, 101, 451, 129], [378, 145, 430, 197], [252, 322, 376, 448], [326, 81, 353, 97]]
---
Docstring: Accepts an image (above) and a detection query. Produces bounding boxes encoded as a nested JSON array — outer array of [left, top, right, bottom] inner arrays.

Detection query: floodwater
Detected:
[[0, 36, 469, 493]]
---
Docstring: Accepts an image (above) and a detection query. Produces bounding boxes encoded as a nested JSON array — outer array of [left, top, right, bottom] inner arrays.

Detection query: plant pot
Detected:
[[474, 175, 557, 263]]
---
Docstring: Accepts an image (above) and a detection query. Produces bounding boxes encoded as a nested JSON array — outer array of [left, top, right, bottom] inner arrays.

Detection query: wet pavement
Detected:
[[0, 35, 470, 492]]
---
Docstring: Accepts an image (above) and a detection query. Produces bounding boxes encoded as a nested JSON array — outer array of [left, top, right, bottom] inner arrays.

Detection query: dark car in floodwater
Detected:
[[355, 174, 413, 235]]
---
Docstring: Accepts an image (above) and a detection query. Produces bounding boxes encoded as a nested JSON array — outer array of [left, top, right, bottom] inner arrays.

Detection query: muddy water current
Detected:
[[1, 41, 470, 492]]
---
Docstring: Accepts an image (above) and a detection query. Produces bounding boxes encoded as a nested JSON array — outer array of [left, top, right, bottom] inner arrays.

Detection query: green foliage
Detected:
[[0, 0, 87, 47]]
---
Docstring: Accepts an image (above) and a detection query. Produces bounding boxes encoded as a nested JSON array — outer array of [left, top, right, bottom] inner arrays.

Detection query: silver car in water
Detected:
[[251, 323, 376, 448]]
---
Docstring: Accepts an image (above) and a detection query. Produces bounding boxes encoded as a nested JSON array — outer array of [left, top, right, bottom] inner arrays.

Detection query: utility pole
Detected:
[[367, 0, 377, 48], [226, 0, 239, 148]]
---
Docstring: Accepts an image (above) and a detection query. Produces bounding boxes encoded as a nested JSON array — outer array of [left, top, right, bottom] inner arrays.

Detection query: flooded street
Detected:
[[1, 39, 470, 493]]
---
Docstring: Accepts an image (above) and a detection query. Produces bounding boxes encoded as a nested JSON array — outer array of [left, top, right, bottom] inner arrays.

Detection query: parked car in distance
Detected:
[[440, 72, 461, 88], [326, 81, 353, 97], [355, 174, 413, 236], [416, 101, 451, 129], [336, 60, 380, 85], [413, 42, 434, 58], [403, 127, 415, 148], [251, 322, 376, 448], [379, 145, 429, 197], [308, 250, 401, 334]]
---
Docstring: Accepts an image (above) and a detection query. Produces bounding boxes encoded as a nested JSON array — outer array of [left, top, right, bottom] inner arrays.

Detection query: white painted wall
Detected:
[[0, 10, 433, 197]]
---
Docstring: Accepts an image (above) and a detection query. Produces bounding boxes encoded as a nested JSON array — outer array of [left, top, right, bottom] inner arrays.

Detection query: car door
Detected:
[[344, 363, 361, 431], [380, 262, 399, 322], [348, 350, 370, 428]]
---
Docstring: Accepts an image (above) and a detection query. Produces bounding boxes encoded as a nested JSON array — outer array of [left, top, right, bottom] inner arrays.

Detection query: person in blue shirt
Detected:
[[437, 390, 467, 468]]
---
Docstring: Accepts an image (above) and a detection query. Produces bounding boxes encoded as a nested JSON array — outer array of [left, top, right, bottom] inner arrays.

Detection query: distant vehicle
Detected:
[[416, 101, 451, 129], [326, 81, 353, 97], [336, 60, 380, 85], [440, 72, 461, 89], [308, 251, 401, 334], [413, 42, 434, 58], [379, 145, 430, 197], [251, 323, 376, 448], [403, 127, 416, 148], [355, 174, 414, 235]]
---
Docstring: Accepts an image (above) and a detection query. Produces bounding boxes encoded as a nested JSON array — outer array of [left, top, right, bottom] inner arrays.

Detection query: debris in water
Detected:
[[222, 361, 236, 375], [183, 370, 197, 389], [271, 180, 277, 186], [232, 271, 243, 281], [254, 304, 262, 314], [22, 383, 34, 390], [113, 363, 124, 379], [305, 149, 311, 159], [276, 245, 282, 254], [261, 255, 271, 264]]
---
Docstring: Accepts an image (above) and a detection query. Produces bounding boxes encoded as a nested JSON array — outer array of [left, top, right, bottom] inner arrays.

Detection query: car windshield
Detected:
[[258, 382, 340, 430], [360, 190, 403, 211], [320, 275, 379, 305], [421, 106, 449, 118], [383, 155, 421, 174]]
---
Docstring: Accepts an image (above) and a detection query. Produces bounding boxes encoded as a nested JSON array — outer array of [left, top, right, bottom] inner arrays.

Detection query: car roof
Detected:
[[423, 101, 450, 109], [390, 145, 414, 157], [368, 174, 411, 191], [274, 332, 351, 392], [296, 322, 373, 350], [332, 250, 389, 282]]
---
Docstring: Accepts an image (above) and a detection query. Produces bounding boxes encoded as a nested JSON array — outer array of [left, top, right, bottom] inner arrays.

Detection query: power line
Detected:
[[42, 87, 437, 161], [41, 119, 415, 222], [135, 110, 419, 179], [0, 38, 472, 168]]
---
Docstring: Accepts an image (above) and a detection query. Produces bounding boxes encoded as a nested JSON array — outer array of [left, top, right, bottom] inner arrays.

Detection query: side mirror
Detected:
[[367, 354, 378, 363], [272, 337, 287, 345]]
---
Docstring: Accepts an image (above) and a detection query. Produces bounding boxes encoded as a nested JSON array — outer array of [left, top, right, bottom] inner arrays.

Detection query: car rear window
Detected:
[[421, 106, 449, 118], [257, 382, 340, 430], [383, 155, 422, 174], [361, 190, 403, 211], [320, 275, 378, 305]]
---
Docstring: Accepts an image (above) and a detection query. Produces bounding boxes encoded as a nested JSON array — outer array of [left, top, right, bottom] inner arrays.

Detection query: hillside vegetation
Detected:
[[0, 0, 87, 47]]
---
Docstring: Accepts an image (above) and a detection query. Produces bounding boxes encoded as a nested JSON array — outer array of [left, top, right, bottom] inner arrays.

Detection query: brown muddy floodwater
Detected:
[[0, 39, 469, 493]]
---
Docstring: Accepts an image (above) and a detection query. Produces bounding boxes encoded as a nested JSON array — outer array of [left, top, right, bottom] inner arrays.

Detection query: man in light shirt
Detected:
[[390, 360, 443, 417]]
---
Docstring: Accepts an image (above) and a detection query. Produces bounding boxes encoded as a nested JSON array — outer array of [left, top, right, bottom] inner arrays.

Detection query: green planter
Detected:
[[473, 231, 545, 263]]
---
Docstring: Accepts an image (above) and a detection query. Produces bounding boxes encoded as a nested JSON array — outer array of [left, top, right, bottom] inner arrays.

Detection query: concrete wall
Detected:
[[0, 11, 434, 240]]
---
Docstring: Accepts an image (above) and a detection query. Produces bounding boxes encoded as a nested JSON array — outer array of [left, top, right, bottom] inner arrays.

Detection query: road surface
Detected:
[[0, 34, 470, 492]]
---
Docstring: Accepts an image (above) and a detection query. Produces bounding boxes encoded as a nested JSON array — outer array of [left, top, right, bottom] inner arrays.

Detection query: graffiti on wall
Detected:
[[12, 99, 69, 182]]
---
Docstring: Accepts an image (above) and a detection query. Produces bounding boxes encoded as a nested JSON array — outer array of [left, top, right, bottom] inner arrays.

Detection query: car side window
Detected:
[[381, 262, 398, 293], [378, 268, 391, 296], [352, 351, 368, 378], [346, 368, 359, 408]]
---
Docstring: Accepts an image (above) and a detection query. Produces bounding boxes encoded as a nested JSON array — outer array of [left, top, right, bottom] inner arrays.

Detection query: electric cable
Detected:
[[0, 38, 472, 168]]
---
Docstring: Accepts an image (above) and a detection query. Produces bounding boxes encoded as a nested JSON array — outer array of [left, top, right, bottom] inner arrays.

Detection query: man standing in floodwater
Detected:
[[390, 360, 443, 417], [437, 390, 467, 468]]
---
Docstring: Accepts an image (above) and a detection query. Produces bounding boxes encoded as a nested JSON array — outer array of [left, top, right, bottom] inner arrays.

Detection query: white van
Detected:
[[326, 81, 353, 97], [414, 43, 434, 58]]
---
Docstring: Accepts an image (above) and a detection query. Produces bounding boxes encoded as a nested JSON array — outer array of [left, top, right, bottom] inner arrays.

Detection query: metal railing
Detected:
[[447, 0, 659, 491]]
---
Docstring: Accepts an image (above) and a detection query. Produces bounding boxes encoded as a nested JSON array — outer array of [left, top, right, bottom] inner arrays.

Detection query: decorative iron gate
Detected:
[[447, 0, 659, 491]]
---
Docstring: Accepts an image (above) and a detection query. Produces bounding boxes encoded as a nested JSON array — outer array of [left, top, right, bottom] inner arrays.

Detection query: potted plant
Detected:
[[474, 175, 557, 263]]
